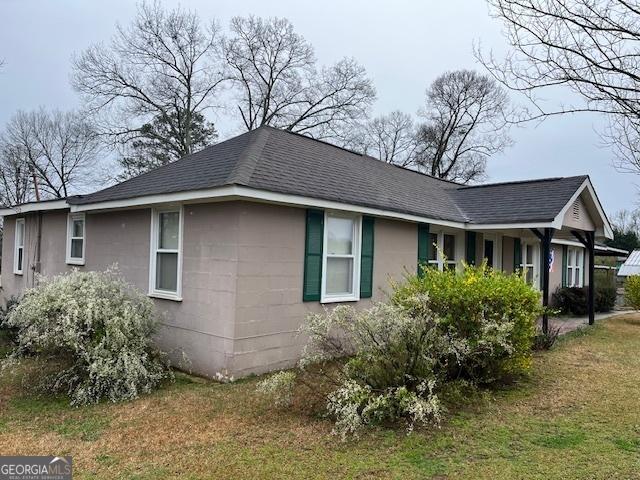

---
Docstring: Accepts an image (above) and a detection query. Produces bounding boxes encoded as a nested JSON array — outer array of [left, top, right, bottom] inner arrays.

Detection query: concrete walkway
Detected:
[[540, 310, 636, 335]]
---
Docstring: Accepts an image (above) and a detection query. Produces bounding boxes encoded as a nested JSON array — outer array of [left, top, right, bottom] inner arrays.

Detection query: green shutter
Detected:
[[514, 238, 521, 273], [360, 216, 375, 298], [562, 245, 568, 287], [417, 223, 430, 276], [466, 231, 477, 266], [303, 209, 324, 301]]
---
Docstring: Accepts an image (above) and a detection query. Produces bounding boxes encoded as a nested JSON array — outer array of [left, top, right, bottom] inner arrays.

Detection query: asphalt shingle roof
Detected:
[[68, 126, 588, 225]]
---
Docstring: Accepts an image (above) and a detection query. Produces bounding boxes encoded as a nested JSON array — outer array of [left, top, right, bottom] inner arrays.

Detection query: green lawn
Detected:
[[2, 314, 640, 479]]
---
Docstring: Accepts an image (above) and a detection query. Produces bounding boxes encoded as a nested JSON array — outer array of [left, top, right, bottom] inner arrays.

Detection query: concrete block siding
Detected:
[[0, 199, 588, 379]]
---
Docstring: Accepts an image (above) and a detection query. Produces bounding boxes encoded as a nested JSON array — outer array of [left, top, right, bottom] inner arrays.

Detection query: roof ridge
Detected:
[[264, 126, 464, 187], [227, 127, 271, 185], [456, 175, 587, 190]]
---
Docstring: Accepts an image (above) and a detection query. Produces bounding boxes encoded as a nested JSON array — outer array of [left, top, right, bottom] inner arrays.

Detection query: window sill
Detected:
[[149, 291, 183, 302], [13, 272, 23, 276], [66, 259, 85, 266], [320, 295, 360, 304]]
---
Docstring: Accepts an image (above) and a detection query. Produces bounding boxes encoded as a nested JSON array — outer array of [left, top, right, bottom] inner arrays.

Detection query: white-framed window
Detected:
[[443, 233, 457, 270], [427, 233, 438, 268], [520, 242, 539, 288], [428, 231, 459, 271], [321, 212, 361, 303], [567, 246, 584, 287], [66, 213, 86, 265], [13, 218, 25, 275], [149, 207, 183, 301]]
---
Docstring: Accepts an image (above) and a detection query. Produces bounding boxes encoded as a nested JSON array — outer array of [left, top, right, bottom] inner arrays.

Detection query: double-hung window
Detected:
[[427, 233, 438, 268], [443, 234, 457, 270], [566, 247, 583, 287], [321, 212, 361, 303], [150, 207, 183, 300], [520, 242, 538, 287], [13, 218, 25, 275], [427, 231, 458, 271], [66, 213, 86, 265]]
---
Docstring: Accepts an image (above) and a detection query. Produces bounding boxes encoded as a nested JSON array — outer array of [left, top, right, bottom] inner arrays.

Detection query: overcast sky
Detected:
[[0, 0, 636, 214]]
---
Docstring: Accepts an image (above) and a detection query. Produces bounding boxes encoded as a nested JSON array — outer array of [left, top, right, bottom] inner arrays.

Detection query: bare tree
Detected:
[[352, 111, 418, 166], [224, 16, 376, 140], [1, 109, 102, 200], [478, 0, 640, 174], [413, 70, 512, 184], [72, 1, 225, 173], [0, 144, 33, 207]]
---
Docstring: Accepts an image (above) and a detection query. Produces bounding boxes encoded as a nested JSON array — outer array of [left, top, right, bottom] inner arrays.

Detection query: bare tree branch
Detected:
[[413, 70, 513, 184], [1, 109, 104, 202], [71, 1, 224, 174], [477, 0, 640, 174], [224, 16, 376, 140]]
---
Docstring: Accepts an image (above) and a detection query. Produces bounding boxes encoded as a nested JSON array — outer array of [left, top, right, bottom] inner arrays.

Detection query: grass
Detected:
[[2, 314, 640, 479]]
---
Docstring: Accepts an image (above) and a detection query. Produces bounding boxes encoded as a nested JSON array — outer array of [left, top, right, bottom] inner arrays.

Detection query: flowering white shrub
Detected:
[[5, 268, 172, 405], [258, 300, 454, 438], [257, 264, 540, 439], [257, 370, 297, 407]]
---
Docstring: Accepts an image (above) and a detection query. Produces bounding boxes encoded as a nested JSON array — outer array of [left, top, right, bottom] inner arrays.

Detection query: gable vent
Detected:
[[572, 201, 580, 220]]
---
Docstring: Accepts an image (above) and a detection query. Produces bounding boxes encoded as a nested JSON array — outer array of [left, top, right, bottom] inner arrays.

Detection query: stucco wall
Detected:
[[228, 202, 419, 376]]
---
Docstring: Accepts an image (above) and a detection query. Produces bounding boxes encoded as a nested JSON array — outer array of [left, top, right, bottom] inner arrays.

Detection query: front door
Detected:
[[484, 239, 494, 268]]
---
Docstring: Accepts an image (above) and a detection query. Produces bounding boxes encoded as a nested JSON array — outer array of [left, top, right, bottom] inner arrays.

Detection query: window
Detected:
[[66, 213, 85, 265], [150, 207, 183, 300], [13, 218, 25, 275], [428, 231, 458, 271], [520, 242, 538, 287], [443, 234, 457, 270], [567, 246, 583, 287], [321, 212, 361, 303], [427, 233, 438, 268]]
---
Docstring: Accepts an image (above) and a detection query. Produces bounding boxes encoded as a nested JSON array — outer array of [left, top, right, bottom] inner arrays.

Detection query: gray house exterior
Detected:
[[0, 126, 613, 378]]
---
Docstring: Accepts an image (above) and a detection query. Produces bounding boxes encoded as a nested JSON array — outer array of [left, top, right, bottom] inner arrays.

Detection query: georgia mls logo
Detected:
[[0, 456, 72, 480]]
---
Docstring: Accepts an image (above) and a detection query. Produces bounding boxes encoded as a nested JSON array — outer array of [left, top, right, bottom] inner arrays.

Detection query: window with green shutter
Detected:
[[514, 238, 521, 273], [417, 223, 430, 276], [360, 216, 375, 298], [466, 231, 476, 265], [303, 209, 324, 301]]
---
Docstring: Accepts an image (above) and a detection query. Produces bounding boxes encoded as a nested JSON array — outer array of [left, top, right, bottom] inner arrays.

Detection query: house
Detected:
[[0, 126, 613, 378]]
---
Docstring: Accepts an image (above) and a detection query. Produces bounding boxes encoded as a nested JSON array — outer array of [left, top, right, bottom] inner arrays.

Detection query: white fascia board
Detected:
[[0, 200, 69, 216], [466, 222, 555, 230], [551, 238, 586, 248], [68, 184, 610, 236], [69, 185, 469, 229], [551, 178, 614, 239]]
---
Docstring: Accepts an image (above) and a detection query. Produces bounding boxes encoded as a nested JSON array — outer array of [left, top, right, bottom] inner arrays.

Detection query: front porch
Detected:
[[541, 310, 632, 335]]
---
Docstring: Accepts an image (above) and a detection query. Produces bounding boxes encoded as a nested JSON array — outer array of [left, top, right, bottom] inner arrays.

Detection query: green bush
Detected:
[[595, 285, 617, 312], [392, 263, 542, 383], [553, 285, 617, 315], [4, 268, 172, 405], [626, 275, 640, 309], [258, 264, 542, 438], [0, 296, 21, 347], [552, 287, 588, 315]]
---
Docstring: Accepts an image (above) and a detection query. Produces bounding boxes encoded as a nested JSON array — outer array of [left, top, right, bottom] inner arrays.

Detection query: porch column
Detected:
[[586, 231, 595, 325], [532, 228, 554, 334], [572, 229, 596, 325]]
